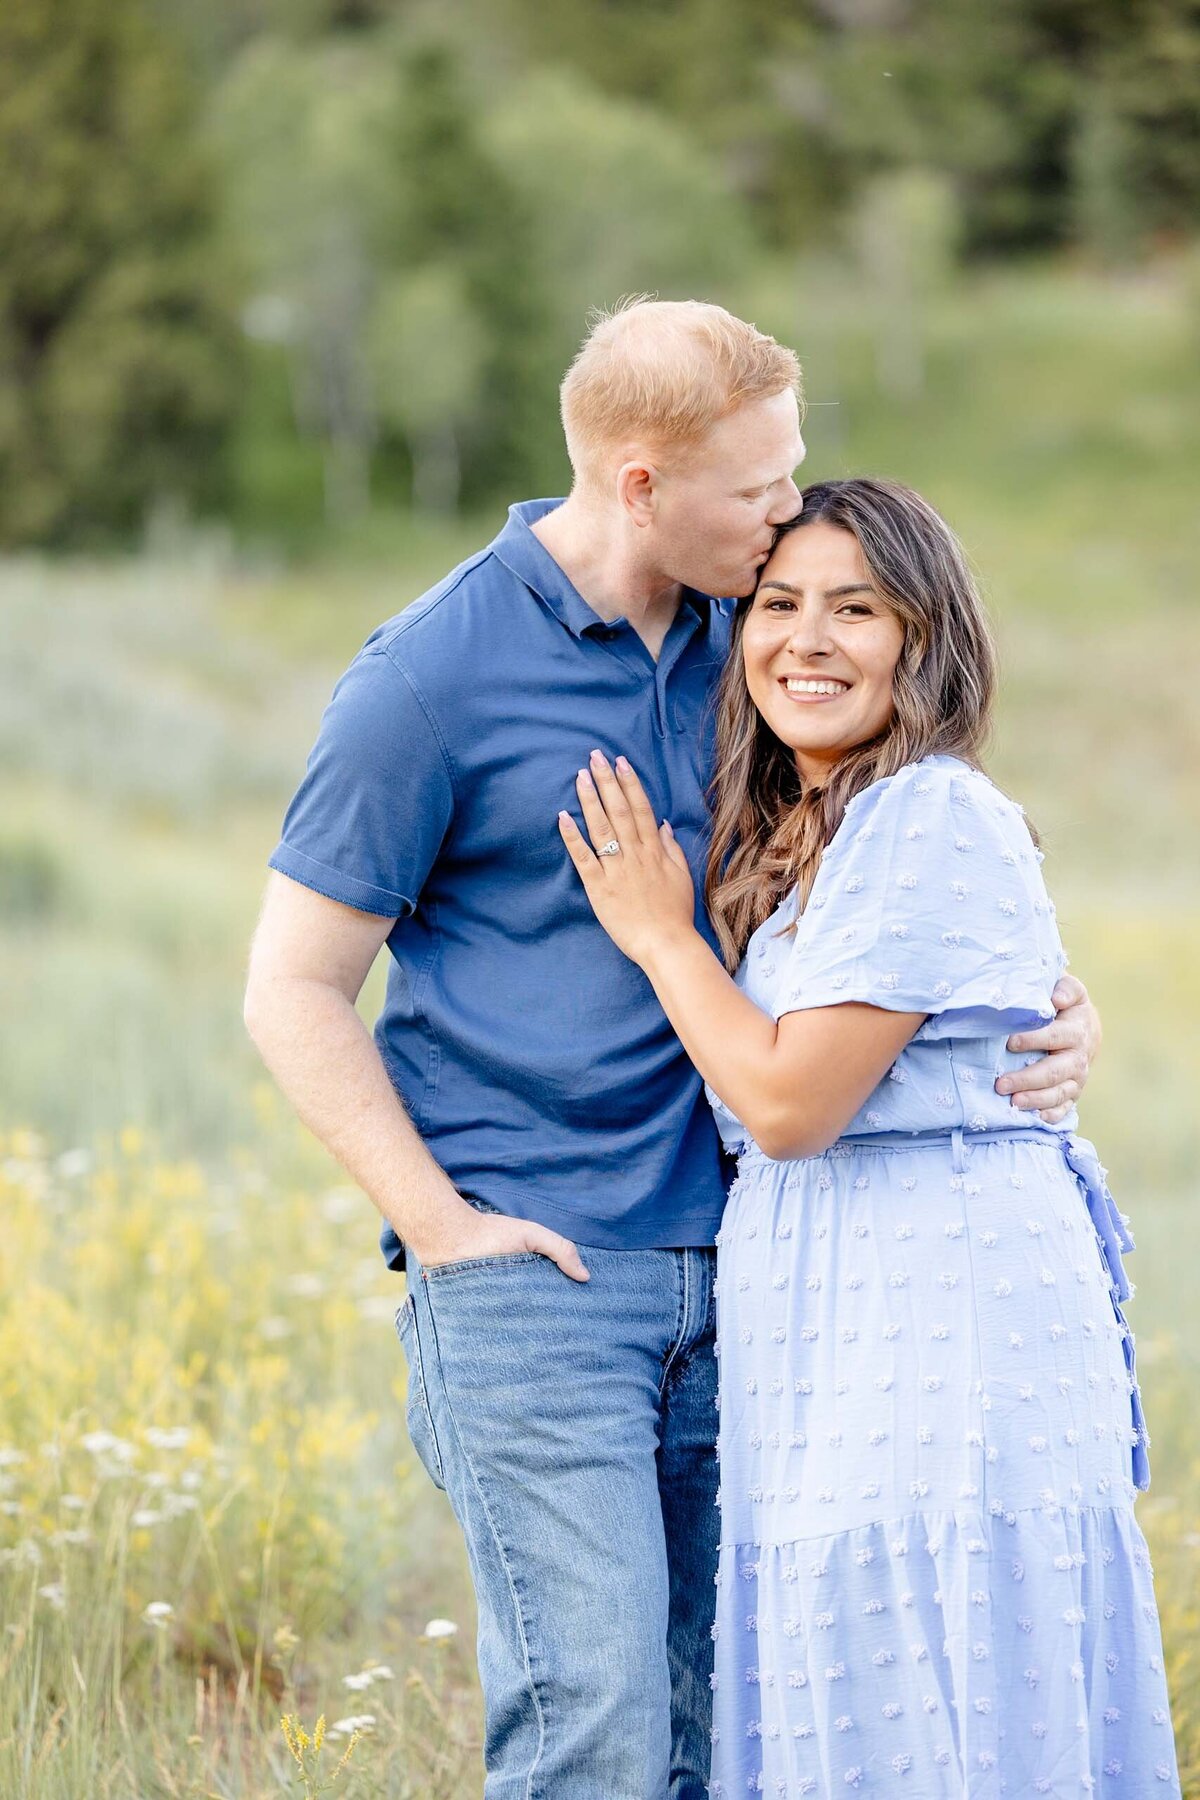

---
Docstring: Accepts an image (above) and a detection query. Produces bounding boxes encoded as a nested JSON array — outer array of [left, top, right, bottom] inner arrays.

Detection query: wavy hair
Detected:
[[705, 477, 1004, 970]]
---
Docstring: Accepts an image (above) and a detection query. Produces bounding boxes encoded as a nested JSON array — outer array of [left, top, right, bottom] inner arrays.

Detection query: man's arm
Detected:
[[243, 872, 589, 1279], [997, 973, 1101, 1123]]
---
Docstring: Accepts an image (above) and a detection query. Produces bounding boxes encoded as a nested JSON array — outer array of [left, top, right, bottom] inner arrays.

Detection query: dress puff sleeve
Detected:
[[770, 756, 1067, 1041]]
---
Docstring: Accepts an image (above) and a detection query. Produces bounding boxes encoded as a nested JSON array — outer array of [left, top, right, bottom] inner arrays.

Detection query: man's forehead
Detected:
[[701, 389, 803, 468]]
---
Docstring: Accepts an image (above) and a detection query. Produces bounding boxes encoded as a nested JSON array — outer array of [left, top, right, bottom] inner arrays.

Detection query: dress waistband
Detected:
[[731, 1126, 1149, 1492], [732, 1125, 1056, 1166]]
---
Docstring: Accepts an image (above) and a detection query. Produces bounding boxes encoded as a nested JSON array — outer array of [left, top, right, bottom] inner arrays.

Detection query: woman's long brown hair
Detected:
[[705, 477, 1001, 970]]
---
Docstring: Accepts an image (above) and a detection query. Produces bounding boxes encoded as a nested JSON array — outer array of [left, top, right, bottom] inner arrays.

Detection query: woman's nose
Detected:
[[787, 612, 834, 656]]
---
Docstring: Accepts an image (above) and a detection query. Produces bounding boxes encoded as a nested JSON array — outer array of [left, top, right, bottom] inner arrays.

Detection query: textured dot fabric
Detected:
[[706, 757, 1178, 1797]]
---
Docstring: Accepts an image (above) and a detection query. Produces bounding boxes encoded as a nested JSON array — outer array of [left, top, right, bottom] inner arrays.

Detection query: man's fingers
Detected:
[[1011, 1080, 1080, 1113], [1006, 1018, 1079, 1056], [527, 1225, 590, 1282], [1050, 973, 1087, 1010], [997, 1050, 1086, 1095]]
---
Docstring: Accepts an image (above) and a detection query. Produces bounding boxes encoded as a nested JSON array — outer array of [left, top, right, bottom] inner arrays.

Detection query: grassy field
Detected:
[[1, 257, 1198, 1795]]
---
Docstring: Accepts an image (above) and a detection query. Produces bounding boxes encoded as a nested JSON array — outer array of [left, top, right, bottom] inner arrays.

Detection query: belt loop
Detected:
[[951, 1125, 967, 1175]]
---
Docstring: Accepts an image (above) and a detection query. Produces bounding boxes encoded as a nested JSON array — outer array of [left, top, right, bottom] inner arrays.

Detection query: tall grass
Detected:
[[0, 1126, 480, 1797]]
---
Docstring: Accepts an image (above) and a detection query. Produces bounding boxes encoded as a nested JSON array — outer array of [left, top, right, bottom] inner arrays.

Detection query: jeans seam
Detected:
[[397, 1292, 447, 1486], [421, 1285, 548, 1798], [659, 1251, 691, 1399]]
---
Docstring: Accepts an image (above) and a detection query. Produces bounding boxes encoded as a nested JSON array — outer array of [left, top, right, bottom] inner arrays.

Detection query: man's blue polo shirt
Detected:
[[269, 499, 736, 1266]]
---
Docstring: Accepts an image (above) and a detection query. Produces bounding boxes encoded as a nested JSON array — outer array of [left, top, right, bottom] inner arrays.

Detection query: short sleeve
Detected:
[[268, 647, 455, 917], [771, 759, 1063, 1040]]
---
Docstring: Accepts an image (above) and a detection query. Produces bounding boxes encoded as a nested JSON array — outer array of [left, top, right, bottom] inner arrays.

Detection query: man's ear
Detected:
[[616, 458, 659, 527]]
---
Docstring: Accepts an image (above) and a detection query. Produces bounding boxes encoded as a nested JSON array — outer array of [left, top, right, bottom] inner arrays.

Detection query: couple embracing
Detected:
[[245, 300, 1179, 1797]]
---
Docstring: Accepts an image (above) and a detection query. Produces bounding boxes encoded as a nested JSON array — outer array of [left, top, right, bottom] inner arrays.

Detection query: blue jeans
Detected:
[[395, 1217, 718, 1799]]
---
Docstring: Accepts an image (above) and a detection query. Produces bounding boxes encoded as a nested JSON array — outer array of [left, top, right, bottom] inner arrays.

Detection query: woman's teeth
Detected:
[[784, 679, 849, 695]]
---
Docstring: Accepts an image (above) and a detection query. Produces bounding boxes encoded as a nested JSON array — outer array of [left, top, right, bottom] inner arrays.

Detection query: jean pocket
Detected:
[[394, 1292, 446, 1490], [421, 1250, 544, 1281]]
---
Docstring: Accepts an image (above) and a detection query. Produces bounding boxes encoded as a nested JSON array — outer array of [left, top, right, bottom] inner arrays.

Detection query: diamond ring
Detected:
[[597, 840, 621, 857]]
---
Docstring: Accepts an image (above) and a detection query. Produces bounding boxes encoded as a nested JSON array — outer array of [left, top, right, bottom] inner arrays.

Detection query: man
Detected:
[[244, 299, 1098, 1799]]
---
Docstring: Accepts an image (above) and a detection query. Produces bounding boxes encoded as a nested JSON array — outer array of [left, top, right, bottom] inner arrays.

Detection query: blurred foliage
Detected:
[[0, 0, 242, 546], [1, 0, 1198, 544]]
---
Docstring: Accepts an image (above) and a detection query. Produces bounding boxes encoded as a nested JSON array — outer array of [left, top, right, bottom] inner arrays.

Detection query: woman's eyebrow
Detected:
[[757, 580, 875, 599]]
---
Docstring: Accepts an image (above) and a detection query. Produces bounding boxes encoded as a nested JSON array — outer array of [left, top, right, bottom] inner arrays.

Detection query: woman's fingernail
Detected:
[[616, 755, 631, 772], [590, 748, 608, 766]]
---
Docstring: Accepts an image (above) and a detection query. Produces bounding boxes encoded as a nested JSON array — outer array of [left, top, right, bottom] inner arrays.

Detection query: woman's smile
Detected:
[[778, 676, 852, 701]]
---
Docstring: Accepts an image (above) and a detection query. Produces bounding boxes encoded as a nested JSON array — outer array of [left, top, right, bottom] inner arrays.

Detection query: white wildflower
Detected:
[[422, 1618, 459, 1640], [326, 1714, 376, 1737], [144, 1427, 191, 1451], [286, 1272, 327, 1299], [81, 1431, 135, 1462], [322, 1188, 361, 1223]]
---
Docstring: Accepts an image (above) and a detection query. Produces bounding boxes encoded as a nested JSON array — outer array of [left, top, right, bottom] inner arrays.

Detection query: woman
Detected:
[[558, 478, 1178, 1796]]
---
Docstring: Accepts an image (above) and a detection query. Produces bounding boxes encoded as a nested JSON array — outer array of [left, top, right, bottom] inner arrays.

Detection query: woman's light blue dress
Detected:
[[707, 756, 1178, 1798]]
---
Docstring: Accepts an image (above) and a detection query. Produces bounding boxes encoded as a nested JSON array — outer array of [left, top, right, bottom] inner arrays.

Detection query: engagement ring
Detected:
[[597, 840, 621, 857]]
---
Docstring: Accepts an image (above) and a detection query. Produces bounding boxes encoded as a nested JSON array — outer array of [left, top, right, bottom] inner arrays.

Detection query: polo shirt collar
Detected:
[[491, 498, 727, 637]]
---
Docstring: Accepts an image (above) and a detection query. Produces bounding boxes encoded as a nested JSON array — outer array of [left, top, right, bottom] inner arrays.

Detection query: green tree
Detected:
[[0, 0, 240, 545], [474, 0, 1200, 259], [482, 66, 756, 493], [369, 263, 487, 515], [210, 35, 397, 523], [384, 39, 556, 505]]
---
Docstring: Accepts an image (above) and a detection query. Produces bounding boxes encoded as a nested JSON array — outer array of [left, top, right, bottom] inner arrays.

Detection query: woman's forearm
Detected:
[[640, 928, 925, 1160]]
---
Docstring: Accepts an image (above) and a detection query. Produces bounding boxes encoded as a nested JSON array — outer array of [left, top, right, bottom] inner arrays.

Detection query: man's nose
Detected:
[[767, 480, 803, 527]]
